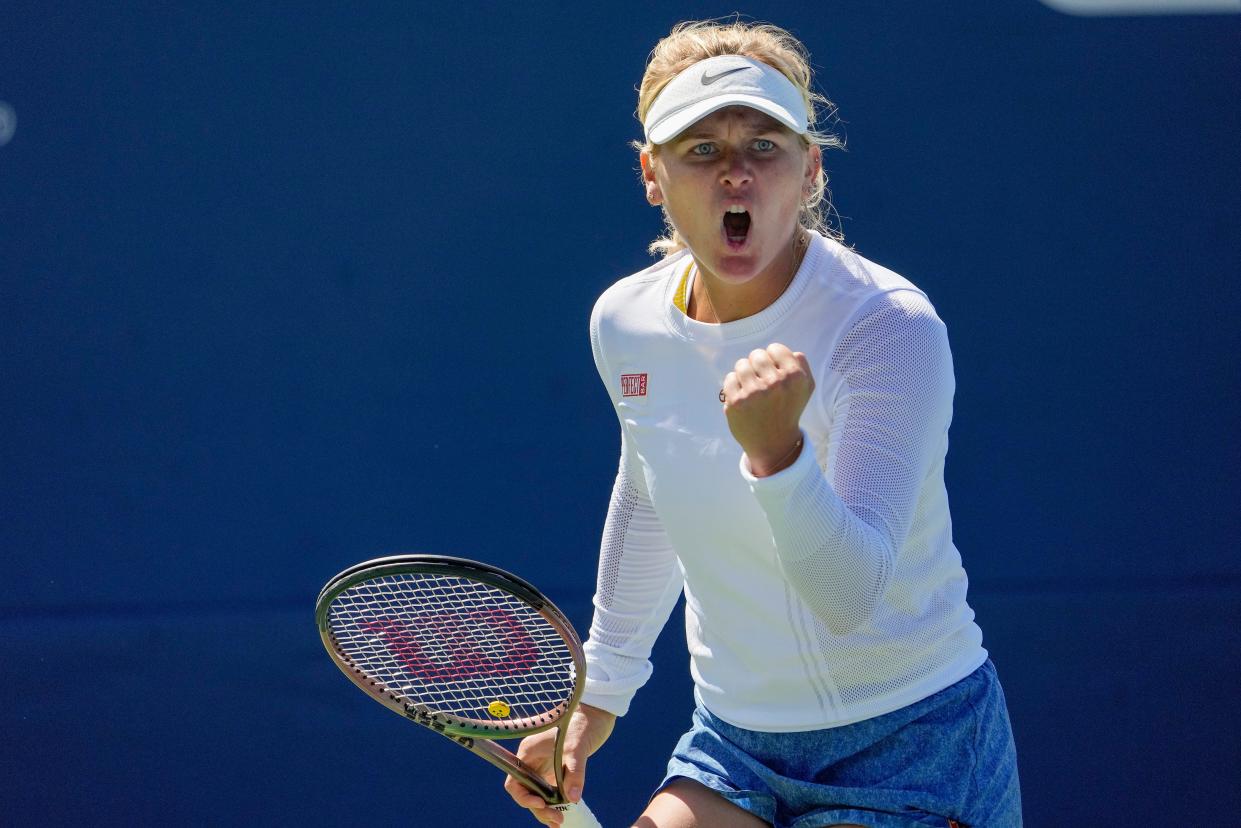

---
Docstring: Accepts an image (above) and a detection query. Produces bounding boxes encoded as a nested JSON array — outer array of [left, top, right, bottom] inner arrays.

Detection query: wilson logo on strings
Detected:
[[620, 373, 648, 397], [361, 609, 539, 682]]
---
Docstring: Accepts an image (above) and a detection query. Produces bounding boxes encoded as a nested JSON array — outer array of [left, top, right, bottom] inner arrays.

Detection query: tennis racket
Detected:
[[316, 554, 603, 828]]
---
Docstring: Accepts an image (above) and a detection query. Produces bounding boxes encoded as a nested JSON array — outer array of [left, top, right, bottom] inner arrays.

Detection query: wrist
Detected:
[[580, 703, 618, 724], [747, 434, 804, 478]]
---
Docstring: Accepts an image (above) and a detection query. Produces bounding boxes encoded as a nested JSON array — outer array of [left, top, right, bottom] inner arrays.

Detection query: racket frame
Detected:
[[316, 554, 585, 807]]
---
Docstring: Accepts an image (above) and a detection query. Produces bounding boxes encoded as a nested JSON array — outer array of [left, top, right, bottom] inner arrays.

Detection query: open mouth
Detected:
[[722, 207, 751, 248]]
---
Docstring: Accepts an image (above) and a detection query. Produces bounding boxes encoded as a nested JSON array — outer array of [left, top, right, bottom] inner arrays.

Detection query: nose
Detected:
[[719, 151, 752, 189]]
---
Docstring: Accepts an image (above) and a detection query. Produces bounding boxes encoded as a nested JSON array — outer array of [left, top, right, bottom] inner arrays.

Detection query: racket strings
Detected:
[[327, 573, 576, 730]]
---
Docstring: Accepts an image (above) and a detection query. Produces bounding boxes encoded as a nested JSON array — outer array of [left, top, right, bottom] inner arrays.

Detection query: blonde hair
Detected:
[[636, 19, 844, 257]]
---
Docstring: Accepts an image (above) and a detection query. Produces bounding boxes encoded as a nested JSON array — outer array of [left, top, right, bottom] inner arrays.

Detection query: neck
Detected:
[[689, 229, 808, 324]]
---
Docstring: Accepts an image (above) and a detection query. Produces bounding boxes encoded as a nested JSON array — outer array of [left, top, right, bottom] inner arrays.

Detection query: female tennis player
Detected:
[[505, 19, 1021, 828]]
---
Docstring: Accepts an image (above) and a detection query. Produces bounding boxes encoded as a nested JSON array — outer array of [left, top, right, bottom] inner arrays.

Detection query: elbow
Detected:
[[823, 596, 887, 637], [798, 544, 895, 637], [823, 609, 868, 637], [821, 591, 880, 636], [774, 512, 900, 636]]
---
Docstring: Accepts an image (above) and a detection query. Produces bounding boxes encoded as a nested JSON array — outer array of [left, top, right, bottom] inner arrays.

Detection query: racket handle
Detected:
[[557, 799, 602, 828]]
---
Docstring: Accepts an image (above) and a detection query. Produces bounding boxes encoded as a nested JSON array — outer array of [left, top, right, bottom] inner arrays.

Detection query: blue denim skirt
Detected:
[[658, 660, 1021, 828]]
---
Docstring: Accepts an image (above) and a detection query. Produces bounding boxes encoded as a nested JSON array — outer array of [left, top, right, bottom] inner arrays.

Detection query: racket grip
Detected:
[[557, 799, 602, 828]]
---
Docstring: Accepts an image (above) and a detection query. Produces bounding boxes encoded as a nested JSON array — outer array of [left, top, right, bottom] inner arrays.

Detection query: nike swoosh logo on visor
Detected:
[[701, 66, 749, 85]]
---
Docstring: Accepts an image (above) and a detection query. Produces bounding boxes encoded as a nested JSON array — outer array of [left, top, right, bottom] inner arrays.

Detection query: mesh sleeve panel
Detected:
[[580, 430, 683, 717], [746, 290, 955, 636]]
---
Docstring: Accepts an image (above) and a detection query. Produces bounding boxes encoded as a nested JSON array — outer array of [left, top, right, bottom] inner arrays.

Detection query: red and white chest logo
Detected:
[[620, 373, 648, 397]]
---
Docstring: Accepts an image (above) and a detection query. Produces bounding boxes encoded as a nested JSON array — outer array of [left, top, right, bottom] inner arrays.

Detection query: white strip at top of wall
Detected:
[[1040, 0, 1241, 14]]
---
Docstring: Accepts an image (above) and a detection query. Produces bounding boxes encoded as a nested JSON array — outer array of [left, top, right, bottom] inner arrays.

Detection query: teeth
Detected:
[[726, 205, 748, 214]]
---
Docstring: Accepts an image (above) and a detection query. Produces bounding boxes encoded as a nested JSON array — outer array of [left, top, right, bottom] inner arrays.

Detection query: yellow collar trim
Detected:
[[672, 259, 694, 315]]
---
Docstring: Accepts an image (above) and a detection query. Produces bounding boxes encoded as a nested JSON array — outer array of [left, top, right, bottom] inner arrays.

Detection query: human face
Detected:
[[643, 106, 820, 288]]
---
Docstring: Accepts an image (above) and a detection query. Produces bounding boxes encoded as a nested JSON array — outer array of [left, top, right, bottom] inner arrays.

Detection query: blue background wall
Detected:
[[2, 2, 1238, 824]]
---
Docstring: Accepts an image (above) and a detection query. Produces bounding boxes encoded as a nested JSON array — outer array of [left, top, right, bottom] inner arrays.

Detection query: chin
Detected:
[[703, 236, 774, 284], [711, 257, 765, 284]]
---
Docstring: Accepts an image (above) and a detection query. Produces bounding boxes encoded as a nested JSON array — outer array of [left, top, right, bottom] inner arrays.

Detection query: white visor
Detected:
[[643, 55, 809, 145]]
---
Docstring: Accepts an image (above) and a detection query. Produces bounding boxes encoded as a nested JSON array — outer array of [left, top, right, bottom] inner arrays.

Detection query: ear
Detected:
[[640, 150, 663, 206], [803, 144, 822, 199]]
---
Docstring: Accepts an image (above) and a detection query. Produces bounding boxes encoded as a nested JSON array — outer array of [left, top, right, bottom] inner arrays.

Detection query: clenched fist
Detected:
[[722, 342, 814, 477]]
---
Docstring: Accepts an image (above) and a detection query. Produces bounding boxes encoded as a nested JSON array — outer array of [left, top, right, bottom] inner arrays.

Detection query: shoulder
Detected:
[[797, 239, 953, 378], [786, 236, 949, 370], [831, 289, 953, 392], [589, 252, 690, 379], [852, 289, 945, 335], [810, 236, 928, 299], [801, 237, 942, 332], [591, 251, 689, 338]]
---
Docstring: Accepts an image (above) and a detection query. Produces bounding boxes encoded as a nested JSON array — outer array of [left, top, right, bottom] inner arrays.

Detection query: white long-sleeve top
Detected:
[[580, 233, 987, 731]]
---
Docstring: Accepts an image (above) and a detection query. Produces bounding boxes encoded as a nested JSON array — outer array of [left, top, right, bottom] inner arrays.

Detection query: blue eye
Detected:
[[691, 143, 715, 156], [754, 138, 776, 151]]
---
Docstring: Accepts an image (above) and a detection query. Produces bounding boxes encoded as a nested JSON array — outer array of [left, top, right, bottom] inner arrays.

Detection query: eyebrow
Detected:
[[676, 124, 786, 142]]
